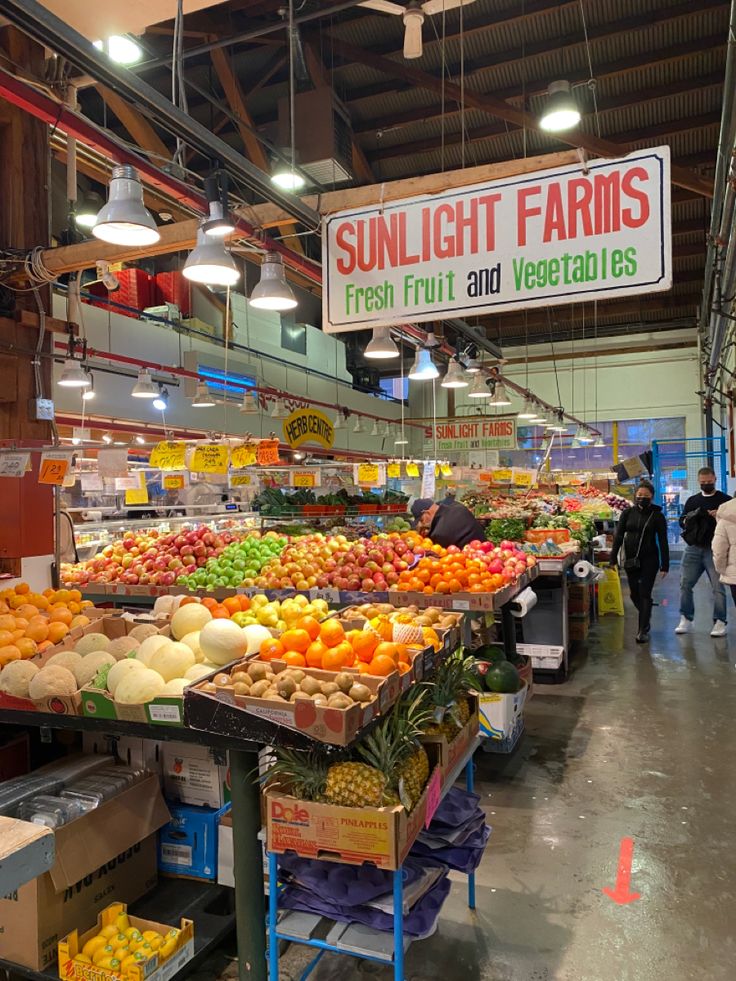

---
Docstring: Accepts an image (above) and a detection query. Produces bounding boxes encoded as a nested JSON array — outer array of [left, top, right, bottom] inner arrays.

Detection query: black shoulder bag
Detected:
[[624, 511, 653, 572]]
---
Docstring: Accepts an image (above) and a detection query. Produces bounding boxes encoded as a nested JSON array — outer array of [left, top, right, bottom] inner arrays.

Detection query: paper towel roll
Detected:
[[511, 586, 538, 618], [573, 560, 595, 579]]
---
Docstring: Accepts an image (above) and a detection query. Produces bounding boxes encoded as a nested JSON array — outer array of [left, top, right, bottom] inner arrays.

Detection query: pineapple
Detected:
[[324, 761, 393, 808], [422, 649, 481, 740], [262, 747, 329, 802]]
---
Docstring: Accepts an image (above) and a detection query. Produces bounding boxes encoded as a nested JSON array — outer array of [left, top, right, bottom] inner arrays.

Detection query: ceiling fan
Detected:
[[358, 0, 477, 59]]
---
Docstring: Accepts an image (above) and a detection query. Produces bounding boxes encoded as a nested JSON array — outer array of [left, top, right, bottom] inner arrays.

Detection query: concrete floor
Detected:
[[207, 571, 736, 980]]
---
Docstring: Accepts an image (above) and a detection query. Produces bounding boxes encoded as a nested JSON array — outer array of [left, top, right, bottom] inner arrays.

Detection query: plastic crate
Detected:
[[116, 268, 155, 312], [156, 270, 192, 317], [517, 643, 564, 670]]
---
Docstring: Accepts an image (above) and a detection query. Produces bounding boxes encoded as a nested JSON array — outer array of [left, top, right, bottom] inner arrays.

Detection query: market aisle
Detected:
[[270, 572, 736, 980]]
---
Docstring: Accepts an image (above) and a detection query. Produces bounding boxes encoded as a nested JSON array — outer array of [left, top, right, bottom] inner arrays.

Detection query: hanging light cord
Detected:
[[289, 0, 297, 180], [579, 0, 601, 138]]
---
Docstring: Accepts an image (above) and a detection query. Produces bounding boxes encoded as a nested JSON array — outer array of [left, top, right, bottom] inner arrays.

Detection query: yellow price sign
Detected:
[[38, 455, 70, 485], [125, 471, 149, 506], [230, 474, 252, 486], [387, 463, 401, 479], [231, 444, 257, 469], [440, 464, 452, 477], [405, 462, 420, 478], [356, 463, 380, 484], [149, 441, 187, 471], [291, 471, 317, 488], [190, 443, 229, 473], [163, 474, 185, 490], [492, 468, 513, 484], [513, 469, 536, 488]]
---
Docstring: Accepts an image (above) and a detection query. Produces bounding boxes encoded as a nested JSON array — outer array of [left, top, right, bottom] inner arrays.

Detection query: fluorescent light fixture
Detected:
[[93, 35, 143, 65], [249, 252, 297, 311], [271, 167, 306, 192], [92, 165, 160, 246], [441, 360, 468, 389], [58, 359, 91, 388], [153, 388, 169, 412], [239, 391, 259, 414], [490, 382, 511, 407], [467, 374, 491, 399], [365, 326, 399, 359], [539, 80, 581, 133], [518, 399, 537, 420], [408, 348, 439, 381], [183, 226, 240, 286], [131, 369, 158, 399], [192, 382, 216, 408]]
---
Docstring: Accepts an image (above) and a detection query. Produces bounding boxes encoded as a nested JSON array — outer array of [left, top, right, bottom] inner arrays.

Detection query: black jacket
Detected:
[[679, 490, 731, 547], [428, 501, 486, 549], [610, 504, 669, 572]]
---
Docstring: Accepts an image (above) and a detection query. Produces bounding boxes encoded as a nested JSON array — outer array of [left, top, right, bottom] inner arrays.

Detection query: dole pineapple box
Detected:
[[265, 743, 442, 870]]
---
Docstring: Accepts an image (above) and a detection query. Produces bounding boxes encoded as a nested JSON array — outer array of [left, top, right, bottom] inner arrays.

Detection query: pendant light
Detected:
[[92, 165, 160, 246], [370, 419, 380, 437], [539, 80, 581, 133], [270, 398, 286, 418], [183, 226, 240, 286], [93, 35, 143, 65], [549, 412, 568, 433], [75, 192, 103, 230], [249, 252, 297, 311], [81, 369, 95, 399], [517, 399, 536, 420], [464, 357, 481, 373], [202, 175, 235, 238], [467, 374, 491, 399], [571, 437, 581, 449], [153, 388, 169, 412], [58, 359, 91, 388], [395, 428, 409, 445], [353, 416, 365, 434], [239, 391, 259, 414], [333, 410, 344, 431], [578, 427, 594, 444], [594, 434, 605, 448], [531, 403, 548, 424], [130, 369, 158, 399], [271, 165, 306, 192], [365, 326, 399, 359], [192, 382, 216, 408], [381, 420, 391, 437], [490, 382, 511, 407], [441, 360, 468, 388], [408, 348, 439, 381]]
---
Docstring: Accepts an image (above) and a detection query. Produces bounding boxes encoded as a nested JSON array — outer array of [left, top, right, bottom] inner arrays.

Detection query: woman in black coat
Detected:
[[610, 480, 670, 643]]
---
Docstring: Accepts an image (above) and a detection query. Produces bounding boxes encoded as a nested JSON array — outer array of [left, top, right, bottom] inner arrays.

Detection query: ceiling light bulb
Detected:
[[467, 374, 491, 399], [183, 226, 240, 286], [58, 359, 92, 388], [549, 413, 568, 433], [249, 252, 297, 311], [192, 382, 216, 407], [365, 325, 399, 359], [102, 432, 113, 444], [578, 427, 594, 444], [131, 369, 158, 399], [441, 360, 468, 389], [135, 435, 146, 445], [408, 348, 439, 381], [94, 35, 143, 65], [464, 357, 481, 373], [594, 435, 605, 448], [424, 331, 440, 348], [239, 391, 259, 414], [82, 387, 95, 401], [202, 200, 236, 238], [71, 436, 81, 446], [75, 191, 103, 230], [153, 388, 169, 412], [92, 165, 160, 247], [539, 80, 581, 133], [270, 167, 306, 192]]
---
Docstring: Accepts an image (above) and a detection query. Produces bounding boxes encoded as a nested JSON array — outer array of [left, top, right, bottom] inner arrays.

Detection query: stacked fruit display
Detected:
[[0, 584, 96, 666], [394, 539, 535, 594], [176, 534, 287, 590], [201, 660, 376, 709], [69, 909, 180, 974], [254, 533, 421, 592]]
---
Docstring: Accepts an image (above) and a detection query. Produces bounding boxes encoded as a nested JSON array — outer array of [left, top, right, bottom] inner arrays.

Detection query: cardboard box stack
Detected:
[[568, 584, 591, 643]]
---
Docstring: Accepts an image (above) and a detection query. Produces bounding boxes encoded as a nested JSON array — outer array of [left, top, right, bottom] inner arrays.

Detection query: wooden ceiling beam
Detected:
[[97, 86, 171, 163], [323, 35, 714, 198]]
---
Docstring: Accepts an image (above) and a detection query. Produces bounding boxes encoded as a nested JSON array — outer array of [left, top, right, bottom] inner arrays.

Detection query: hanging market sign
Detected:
[[190, 444, 229, 474], [149, 441, 187, 471], [0, 452, 30, 478], [38, 451, 72, 485], [256, 439, 281, 466], [282, 408, 334, 450], [323, 147, 671, 331], [354, 462, 385, 486], [290, 470, 321, 488], [427, 418, 516, 452], [387, 462, 401, 479], [230, 444, 257, 469], [163, 474, 186, 490]]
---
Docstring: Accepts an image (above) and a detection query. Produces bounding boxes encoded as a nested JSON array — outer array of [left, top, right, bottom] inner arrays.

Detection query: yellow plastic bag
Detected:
[[598, 566, 625, 616]]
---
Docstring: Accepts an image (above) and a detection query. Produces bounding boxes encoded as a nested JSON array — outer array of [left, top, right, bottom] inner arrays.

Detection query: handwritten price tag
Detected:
[[125, 472, 149, 506], [230, 474, 252, 487], [256, 440, 281, 466], [355, 463, 380, 485], [39, 454, 70, 485], [492, 468, 512, 484], [405, 462, 419, 478], [290, 471, 318, 488], [512, 468, 536, 488], [163, 474, 185, 490], [440, 464, 453, 477], [149, 441, 187, 471], [191, 443, 229, 473], [0, 452, 30, 478], [231, 444, 257, 468], [386, 463, 401, 479]]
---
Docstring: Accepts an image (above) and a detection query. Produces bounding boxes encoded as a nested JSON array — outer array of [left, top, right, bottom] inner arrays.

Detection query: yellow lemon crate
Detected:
[[58, 902, 194, 981]]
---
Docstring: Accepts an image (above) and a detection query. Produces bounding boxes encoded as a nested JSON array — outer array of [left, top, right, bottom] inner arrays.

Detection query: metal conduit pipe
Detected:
[[707, 154, 736, 379]]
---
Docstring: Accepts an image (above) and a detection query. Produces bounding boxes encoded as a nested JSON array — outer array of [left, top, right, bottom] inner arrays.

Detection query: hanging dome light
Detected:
[[192, 382, 216, 407], [353, 416, 365, 434], [333, 410, 344, 431], [203, 200, 236, 239], [92, 165, 160, 246], [270, 398, 286, 418], [365, 326, 399, 359], [130, 369, 158, 399], [75, 192, 104, 230], [490, 382, 512, 407], [183, 226, 240, 286], [539, 80, 581, 132], [408, 348, 439, 380], [58, 359, 91, 388], [370, 419, 380, 436], [395, 428, 409, 445], [93, 35, 143, 66], [249, 252, 297, 311], [271, 165, 306, 192], [531, 403, 548, 424], [578, 427, 594, 444], [467, 374, 491, 399], [464, 357, 481, 373], [441, 360, 468, 389], [517, 399, 536, 420], [239, 391, 259, 414], [571, 437, 581, 449], [381, 420, 392, 437], [594, 434, 605, 448], [549, 412, 568, 433]]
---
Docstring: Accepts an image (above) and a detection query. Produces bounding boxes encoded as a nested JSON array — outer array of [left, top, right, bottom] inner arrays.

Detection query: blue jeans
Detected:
[[679, 545, 727, 623]]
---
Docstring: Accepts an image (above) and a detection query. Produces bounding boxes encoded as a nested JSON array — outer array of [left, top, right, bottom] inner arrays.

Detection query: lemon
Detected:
[[96, 956, 121, 971], [82, 936, 108, 959], [100, 925, 119, 940], [73, 954, 92, 965], [115, 913, 130, 932], [92, 944, 115, 965], [159, 938, 177, 959]]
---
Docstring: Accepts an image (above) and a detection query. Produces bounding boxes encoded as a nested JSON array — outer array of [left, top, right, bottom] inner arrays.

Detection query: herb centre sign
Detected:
[[323, 147, 671, 331]]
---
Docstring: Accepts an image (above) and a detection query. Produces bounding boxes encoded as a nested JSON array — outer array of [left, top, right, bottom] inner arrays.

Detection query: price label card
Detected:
[[290, 470, 319, 488], [386, 463, 401, 479], [39, 453, 71, 485], [190, 443, 229, 473], [115, 476, 138, 491], [125, 471, 149, 506], [309, 587, 340, 603], [256, 440, 281, 466], [405, 462, 420, 478], [355, 462, 385, 486], [230, 444, 257, 469], [0, 452, 30, 478], [424, 769, 442, 829], [512, 468, 537, 488], [440, 464, 453, 477], [421, 460, 436, 499], [81, 472, 103, 492], [230, 474, 253, 487], [492, 468, 513, 484], [149, 441, 187, 471], [147, 703, 182, 724], [163, 474, 185, 490], [452, 599, 471, 611]]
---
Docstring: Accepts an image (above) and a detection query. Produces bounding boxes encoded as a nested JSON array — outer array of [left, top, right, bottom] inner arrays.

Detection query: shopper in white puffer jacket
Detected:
[[712, 498, 736, 603]]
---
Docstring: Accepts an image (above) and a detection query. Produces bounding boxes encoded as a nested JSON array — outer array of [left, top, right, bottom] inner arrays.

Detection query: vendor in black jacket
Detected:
[[610, 480, 669, 644], [411, 498, 485, 549]]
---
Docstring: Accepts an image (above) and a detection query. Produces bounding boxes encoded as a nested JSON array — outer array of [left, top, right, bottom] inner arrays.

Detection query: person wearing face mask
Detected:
[[677, 466, 731, 637], [610, 480, 669, 643]]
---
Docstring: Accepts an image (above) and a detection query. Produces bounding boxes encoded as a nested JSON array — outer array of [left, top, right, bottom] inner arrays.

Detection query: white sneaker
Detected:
[[675, 616, 690, 634], [710, 620, 727, 638]]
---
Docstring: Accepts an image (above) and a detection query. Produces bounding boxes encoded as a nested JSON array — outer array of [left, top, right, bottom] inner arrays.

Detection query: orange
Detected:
[[357, 662, 371, 675], [305, 640, 328, 668], [8, 594, 25, 610], [16, 604, 39, 620], [69, 589, 82, 604], [14, 583, 29, 595], [281, 629, 311, 654], [50, 608, 73, 626], [0, 645, 21, 666], [68, 602, 81, 615], [223, 597, 242, 616], [296, 616, 321, 642], [0, 629, 14, 647], [368, 654, 396, 677], [47, 622, 69, 644], [52, 589, 71, 604], [322, 642, 354, 671], [319, 620, 345, 649], [260, 638, 285, 662], [0, 601, 8, 615], [13, 618, 28, 633], [352, 630, 379, 663], [282, 650, 306, 667], [373, 641, 399, 662], [201, 597, 219, 611], [210, 604, 231, 619], [25, 621, 49, 643], [37, 640, 53, 653], [16, 638, 37, 659], [397, 661, 411, 675], [80, 600, 94, 610], [238, 595, 251, 612], [179, 596, 200, 606]]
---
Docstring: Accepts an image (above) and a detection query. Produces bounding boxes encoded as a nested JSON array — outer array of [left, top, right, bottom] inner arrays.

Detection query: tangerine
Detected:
[[238, 595, 251, 612], [47, 622, 69, 644], [296, 616, 321, 641], [0, 615, 17, 633], [16, 638, 37, 659], [69, 589, 82, 604], [260, 638, 285, 662], [352, 630, 379, 663], [322, 642, 354, 671], [305, 640, 328, 668], [210, 604, 231, 619], [280, 629, 311, 653], [282, 650, 306, 667], [50, 608, 73, 626], [16, 604, 39, 620], [222, 597, 242, 616], [373, 641, 399, 662], [25, 621, 49, 643], [14, 583, 29, 595], [368, 654, 396, 677], [319, 620, 345, 648], [201, 597, 219, 611], [178, 596, 200, 606], [0, 645, 21, 666]]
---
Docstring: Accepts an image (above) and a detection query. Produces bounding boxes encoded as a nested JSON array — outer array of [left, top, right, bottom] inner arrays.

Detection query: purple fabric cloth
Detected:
[[277, 853, 423, 907], [411, 823, 491, 874], [427, 786, 481, 830]]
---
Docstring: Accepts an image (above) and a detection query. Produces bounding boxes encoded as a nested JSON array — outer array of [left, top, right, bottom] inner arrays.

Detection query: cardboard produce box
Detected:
[[158, 802, 231, 881], [0, 775, 169, 971], [479, 682, 528, 742], [162, 742, 230, 809], [57, 901, 194, 981], [419, 693, 479, 779], [81, 686, 186, 727]]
